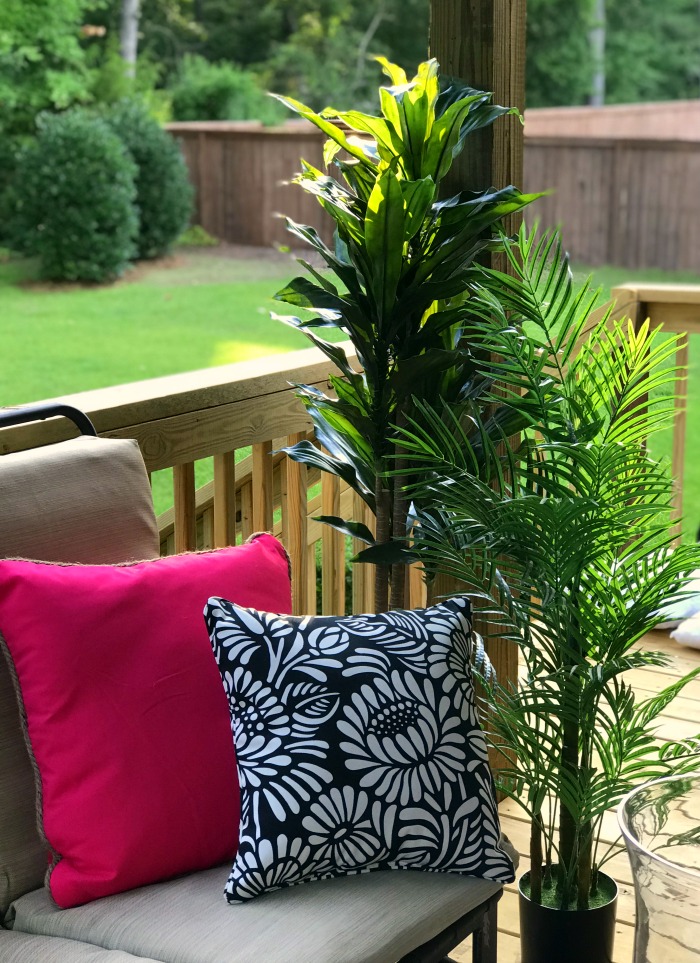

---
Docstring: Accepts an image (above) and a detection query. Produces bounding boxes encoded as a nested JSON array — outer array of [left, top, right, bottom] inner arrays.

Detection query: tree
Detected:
[[606, 0, 700, 103], [120, 0, 141, 78], [0, 0, 95, 135], [525, 0, 593, 107]]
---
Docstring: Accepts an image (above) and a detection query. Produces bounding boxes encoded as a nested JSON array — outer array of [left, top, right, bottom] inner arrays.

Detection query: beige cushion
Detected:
[[9, 865, 501, 963], [0, 436, 159, 565], [0, 436, 159, 920], [0, 931, 159, 962]]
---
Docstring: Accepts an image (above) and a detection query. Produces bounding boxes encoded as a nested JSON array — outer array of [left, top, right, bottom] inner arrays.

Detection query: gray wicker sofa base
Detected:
[[0, 407, 504, 963]]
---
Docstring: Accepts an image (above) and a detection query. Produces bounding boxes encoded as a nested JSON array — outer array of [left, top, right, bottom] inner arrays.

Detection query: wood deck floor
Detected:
[[452, 630, 700, 963]]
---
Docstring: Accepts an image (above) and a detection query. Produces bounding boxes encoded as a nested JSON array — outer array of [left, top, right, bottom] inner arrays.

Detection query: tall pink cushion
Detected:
[[0, 534, 292, 909]]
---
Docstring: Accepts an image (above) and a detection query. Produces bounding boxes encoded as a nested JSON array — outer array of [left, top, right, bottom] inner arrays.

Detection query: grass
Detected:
[[0, 250, 318, 406], [2, 247, 699, 534]]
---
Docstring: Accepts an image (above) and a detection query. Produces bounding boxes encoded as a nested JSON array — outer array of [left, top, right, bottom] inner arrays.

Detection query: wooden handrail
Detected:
[[612, 283, 700, 542]]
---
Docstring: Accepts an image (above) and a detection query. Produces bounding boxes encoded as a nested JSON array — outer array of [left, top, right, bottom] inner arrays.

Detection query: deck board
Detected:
[[452, 630, 700, 962]]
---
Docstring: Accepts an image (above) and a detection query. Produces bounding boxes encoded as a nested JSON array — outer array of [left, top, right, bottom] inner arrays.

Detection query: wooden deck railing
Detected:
[[0, 283, 697, 696], [613, 283, 700, 542], [0, 342, 416, 619]]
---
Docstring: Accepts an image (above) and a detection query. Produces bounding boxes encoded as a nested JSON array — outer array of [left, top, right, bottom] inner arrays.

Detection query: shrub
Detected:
[[170, 55, 283, 124], [10, 111, 137, 282], [105, 100, 193, 259]]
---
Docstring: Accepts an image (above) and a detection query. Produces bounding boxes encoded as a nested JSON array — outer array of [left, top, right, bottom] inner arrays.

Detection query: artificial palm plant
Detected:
[[273, 57, 538, 612], [395, 226, 700, 915]]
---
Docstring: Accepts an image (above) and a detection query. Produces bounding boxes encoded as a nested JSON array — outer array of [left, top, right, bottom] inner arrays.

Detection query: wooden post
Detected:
[[429, 0, 526, 770], [430, 0, 526, 209]]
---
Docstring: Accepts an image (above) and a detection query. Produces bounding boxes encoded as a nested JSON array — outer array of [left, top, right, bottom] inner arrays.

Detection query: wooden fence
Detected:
[[168, 121, 332, 248], [168, 115, 700, 272], [525, 137, 700, 270], [524, 100, 700, 140]]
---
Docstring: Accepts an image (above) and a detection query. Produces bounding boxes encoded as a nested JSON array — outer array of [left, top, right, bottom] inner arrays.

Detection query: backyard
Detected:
[[2, 241, 699, 536]]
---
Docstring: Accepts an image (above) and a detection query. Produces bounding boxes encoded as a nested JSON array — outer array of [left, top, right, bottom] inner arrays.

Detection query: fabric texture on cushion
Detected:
[[0, 534, 292, 909], [0, 436, 160, 565], [9, 862, 502, 963], [205, 596, 514, 903], [0, 930, 160, 963], [0, 435, 160, 920]]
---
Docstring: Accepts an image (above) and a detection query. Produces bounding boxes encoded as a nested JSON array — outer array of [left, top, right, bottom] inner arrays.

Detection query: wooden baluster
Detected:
[[322, 470, 345, 615], [307, 541, 318, 616], [351, 491, 374, 615], [213, 450, 237, 547], [173, 462, 196, 554], [671, 333, 689, 545], [252, 440, 273, 532], [239, 482, 253, 542], [201, 507, 214, 550], [284, 433, 308, 614]]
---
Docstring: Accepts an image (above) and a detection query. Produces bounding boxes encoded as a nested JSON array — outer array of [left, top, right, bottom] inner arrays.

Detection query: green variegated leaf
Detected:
[[364, 167, 405, 322], [401, 177, 435, 242], [272, 94, 374, 166]]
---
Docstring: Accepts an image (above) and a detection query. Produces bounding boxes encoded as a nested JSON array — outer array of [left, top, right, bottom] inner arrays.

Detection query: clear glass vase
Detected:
[[618, 774, 700, 962]]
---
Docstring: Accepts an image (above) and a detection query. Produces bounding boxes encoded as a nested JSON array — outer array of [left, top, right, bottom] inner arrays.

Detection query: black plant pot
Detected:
[[519, 870, 618, 963]]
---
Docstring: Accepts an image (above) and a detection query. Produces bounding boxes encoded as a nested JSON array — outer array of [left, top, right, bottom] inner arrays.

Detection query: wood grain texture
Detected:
[[252, 440, 274, 533], [213, 451, 236, 547], [285, 433, 309, 615], [166, 121, 333, 247], [173, 462, 196, 553], [430, 0, 526, 212], [321, 470, 345, 616]]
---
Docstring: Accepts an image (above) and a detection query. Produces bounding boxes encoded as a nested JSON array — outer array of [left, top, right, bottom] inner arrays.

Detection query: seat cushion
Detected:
[[0, 930, 160, 962], [8, 864, 502, 963]]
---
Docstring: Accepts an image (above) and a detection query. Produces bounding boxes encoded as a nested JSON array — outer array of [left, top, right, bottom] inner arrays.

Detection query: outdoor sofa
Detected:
[[0, 404, 510, 963]]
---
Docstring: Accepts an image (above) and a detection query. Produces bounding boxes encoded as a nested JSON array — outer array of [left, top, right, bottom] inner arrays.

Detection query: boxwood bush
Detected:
[[105, 100, 194, 259], [11, 111, 138, 282]]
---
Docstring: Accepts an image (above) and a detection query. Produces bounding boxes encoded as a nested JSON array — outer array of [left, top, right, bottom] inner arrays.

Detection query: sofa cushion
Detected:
[[8, 863, 502, 963], [0, 535, 292, 909], [0, 435, 160, 921], [205, 596, 514, 902], [0, 930, 160, 963]]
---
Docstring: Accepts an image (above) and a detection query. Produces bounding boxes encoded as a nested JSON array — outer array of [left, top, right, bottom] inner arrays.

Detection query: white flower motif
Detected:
[[207, 600, 293, 667], [302, 619, 351, 657], [302, 786, 393, 869], [226, 834, 321, 901], [338, 671, 466, 806], [343, 610, 429, 673], [425, 604, 473, 688], [227, 667, 332, 826]]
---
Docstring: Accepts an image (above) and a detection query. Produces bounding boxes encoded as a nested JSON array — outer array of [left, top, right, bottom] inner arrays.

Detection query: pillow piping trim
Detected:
[[0, 630, 61, 900]]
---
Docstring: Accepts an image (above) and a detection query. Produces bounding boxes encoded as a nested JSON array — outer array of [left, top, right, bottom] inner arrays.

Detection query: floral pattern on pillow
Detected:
[[205, 596, 514, 902]]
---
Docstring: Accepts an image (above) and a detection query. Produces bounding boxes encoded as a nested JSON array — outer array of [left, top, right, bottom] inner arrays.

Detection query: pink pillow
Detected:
[[0, 534, 292, 908]]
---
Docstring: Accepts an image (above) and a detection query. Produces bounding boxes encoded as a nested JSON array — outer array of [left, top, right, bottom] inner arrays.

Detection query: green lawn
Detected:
[[0, 250, 316, 406], [2, 248, 699, 535]]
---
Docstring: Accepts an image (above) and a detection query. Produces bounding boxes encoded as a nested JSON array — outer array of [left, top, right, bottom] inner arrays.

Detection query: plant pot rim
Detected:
[[618, 773, 700, 882], [518, 868, 618, 912]]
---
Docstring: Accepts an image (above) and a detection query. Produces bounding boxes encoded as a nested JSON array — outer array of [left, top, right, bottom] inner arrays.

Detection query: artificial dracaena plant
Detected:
[[394, 225, 700, 909], [272, 57, 539, 613]]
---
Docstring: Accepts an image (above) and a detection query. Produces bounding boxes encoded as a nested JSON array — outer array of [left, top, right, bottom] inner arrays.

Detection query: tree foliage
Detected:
[[526, 0, 700, 107], [0, 0, 96, 135]]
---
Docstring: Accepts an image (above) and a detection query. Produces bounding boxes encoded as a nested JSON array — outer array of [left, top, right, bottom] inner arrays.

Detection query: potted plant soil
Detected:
[[393, 226, 700, 963]]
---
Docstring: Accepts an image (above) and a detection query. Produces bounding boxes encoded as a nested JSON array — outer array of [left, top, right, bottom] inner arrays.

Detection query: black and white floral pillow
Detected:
[[204, 596, 514, 902]]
